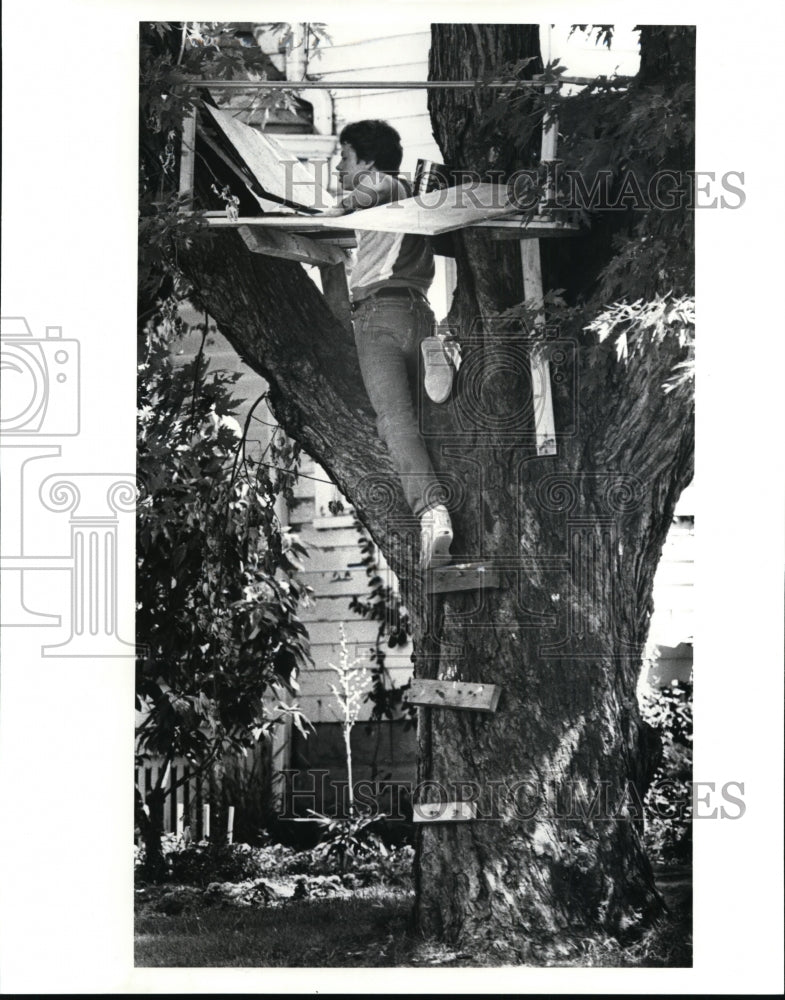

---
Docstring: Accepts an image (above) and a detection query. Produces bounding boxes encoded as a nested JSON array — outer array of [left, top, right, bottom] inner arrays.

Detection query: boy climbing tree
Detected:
[[323, 119, 456, 569]]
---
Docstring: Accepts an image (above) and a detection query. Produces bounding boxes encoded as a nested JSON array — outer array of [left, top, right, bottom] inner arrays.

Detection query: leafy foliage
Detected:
[[586, 294, 695, 390], [136, 317, 312, 772], [138, 21, 318, 321], [464, 27, 695, 304], [307, 811, 389, 868], [640, 676, 693, 865], [348, 526, 414, 723]]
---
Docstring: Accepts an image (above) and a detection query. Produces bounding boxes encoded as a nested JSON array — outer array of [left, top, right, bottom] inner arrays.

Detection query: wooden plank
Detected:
[[405, 678, 501, 713], [207, 213, 578, 242], [302, 233, 357, 250], [188, 772, 198, 830], [530, 343, 557, 457], [178, 107, 197, 206], [176, 796, 185, 838], [520, 239, 545, 323], [427, 561, 501, 594], [478, 218, 581, 239], [413, 801, 477, 823], [237, 225, 346, 266], [520, 240, 557, 457], [541, 84, 559, 207], [204, 105, 330, 211], [206, 216, 347, 236], [327, 183, 518, 236]]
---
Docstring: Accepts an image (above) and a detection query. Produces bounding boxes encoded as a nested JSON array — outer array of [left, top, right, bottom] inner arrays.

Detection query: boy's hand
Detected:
[[318, 206, 351, 217]]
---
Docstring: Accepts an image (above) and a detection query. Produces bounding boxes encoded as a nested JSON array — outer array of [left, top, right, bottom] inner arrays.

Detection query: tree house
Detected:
[[178, 78, 582, 613]]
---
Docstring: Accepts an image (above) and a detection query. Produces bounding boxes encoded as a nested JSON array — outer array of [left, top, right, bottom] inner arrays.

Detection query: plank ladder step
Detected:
[[405, 678, 501, 713], [413, 801, 477, 823], [426, 560, 501, 594]]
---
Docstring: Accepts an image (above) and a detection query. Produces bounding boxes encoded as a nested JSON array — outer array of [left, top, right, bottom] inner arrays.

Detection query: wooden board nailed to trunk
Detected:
[[405, 678, 501, 713], [413, 801, 477, 823]]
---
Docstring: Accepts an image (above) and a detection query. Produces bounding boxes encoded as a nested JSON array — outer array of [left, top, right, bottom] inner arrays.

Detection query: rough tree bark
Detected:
[[177, 23, 693, 960]]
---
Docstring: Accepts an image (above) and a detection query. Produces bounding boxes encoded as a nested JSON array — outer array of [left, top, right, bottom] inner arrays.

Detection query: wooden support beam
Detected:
[[541, 83, 559, 207], [413, 801, 477, 823], [520, 240, 557, 457], [237, 225, 346, 266], [205, 215, 331, 227], [479, 218, 581, 239], [427, 561, 501, 594], [178, 108, 197, 207], [406, 678, 501, 713]]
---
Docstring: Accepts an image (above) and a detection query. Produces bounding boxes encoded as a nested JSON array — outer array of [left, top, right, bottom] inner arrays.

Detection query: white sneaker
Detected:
[[420, 504, 453, 570], [421, 335, 459, 404]]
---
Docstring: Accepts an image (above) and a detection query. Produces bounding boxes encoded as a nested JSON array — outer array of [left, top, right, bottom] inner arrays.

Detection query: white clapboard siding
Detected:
[[652, 584, 694, 613], [297, 661, 414, 723], [331, 91, 427, 121], [304, 618, 409, 648], [298, 544, 366, 573], [298, 524, 364, 549], [649, 513, 694, 651], [288, 496, 315, 523], [651, 558, 694, 588], [300, 593, 392, 624], [305, 645, 412, 669], [296, 568, 371, 596], [320, 61, 431, 85], [299, 654, 412, 682], [314, 33, 430, 73]]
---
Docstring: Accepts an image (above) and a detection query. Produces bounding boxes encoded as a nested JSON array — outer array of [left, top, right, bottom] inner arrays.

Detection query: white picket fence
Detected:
[[135, 758, 235, 842]]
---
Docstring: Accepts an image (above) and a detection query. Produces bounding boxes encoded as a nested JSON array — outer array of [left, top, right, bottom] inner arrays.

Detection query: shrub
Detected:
[[640, 675, 692, 866]]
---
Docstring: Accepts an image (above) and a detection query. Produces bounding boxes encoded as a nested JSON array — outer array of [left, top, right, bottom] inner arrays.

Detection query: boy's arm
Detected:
[[319, 202, 352, 218], [319, 173, 399, 216]]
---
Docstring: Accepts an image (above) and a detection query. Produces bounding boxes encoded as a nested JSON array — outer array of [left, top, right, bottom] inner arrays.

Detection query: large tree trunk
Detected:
[[177, 22, 694, 961], [407, 25, 693, 958]]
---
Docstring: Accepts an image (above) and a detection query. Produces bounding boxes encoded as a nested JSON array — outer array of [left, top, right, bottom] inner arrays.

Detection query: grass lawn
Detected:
[[136, 889, 417, 967], [135, 874, 691, 968]]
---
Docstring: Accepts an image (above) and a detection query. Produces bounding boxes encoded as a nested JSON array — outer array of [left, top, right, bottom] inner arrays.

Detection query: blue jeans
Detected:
[[353, 294, 441, 517]]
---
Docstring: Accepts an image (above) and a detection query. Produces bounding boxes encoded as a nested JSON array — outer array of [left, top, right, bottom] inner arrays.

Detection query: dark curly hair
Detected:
[[339, 120, 403, 173]]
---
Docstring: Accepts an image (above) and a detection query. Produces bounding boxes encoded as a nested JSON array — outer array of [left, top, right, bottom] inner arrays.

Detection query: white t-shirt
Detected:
[[342, 172, 434, 302]]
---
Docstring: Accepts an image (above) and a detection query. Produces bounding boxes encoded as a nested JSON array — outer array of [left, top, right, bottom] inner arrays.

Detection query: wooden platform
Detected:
[[327, 182, 518, 236], [204, 213, 579, 242]]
